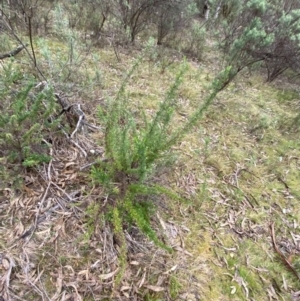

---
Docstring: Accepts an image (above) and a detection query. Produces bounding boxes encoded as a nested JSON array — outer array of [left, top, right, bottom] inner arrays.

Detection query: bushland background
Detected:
[[1, 0, 300, 300]]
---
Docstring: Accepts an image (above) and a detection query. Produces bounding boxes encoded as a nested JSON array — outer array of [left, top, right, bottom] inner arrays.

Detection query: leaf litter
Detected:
[[0, 105, 194, 301]]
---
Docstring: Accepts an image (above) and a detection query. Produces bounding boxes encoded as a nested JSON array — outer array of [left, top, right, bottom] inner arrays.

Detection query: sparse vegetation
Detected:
[[1, 1, 300, 300]]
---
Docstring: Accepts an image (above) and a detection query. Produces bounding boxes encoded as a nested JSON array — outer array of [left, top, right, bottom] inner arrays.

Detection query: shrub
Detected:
[[91, 53, 187, 251], [0, 62, 56, 187], [216, 0, 300, 81], [91, 44, 237, 278]]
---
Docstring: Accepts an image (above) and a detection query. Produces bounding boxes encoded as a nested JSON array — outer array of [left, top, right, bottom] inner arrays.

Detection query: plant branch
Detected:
[[28, 10, 37, 67]]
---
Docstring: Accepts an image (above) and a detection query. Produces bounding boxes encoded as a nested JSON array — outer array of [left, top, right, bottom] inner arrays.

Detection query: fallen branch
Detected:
[[270, 222, 300, 282], [0, 44, 28, 60]]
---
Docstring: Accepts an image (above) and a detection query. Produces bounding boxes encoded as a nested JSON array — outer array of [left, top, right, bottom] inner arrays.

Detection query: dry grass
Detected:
[[1, 36, 300, 301]]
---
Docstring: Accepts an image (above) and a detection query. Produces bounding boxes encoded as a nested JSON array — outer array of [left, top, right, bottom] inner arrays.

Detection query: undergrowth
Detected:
[[1, 2, 300, 300], [0, 62, 56, 188]]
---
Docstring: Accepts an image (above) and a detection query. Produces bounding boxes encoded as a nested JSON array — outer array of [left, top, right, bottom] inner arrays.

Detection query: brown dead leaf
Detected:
[[69, 173, 77, 180], [121, 286, 131, 291], [99, 268, 119, 280], [157, 213, 166, 230], [78, 269, 89, 280], [2, 258, 10, 270], [122, 291, 130, 298], [163, 265, 178, 275], [65, 162, 76, 168], [138, 270, 147, 288], [145, 285, 165, 292]]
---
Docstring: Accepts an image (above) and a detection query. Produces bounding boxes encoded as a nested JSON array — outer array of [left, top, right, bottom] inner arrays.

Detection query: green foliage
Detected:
[[36, 3, 94, 88], [100, 51, 188, 182], [169, 275, 182, 299], [123, 194, 169, 250], [168, 66, 237, 147], [0, 63, 56, 187], [246, 0, 267, 13], [111, 206, 127, 284], [83, 202, 101, 241]]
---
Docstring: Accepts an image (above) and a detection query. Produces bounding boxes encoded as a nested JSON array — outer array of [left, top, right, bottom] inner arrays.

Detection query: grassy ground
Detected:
[[1, 34, 300, 300]]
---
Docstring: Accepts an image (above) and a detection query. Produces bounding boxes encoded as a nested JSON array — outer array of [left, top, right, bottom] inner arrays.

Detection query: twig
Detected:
[[82, 120, 102, 130], [22, 251, 50, 301], [80, 161, 97, 171], [277, 176, 290, 190], [60, 127, 87, 157], [270, 222, 300, 282], [49, 181, 73, 201], [69, 137, 87, 157], [0, 255, 15, 301], [106, 33, 120, 62]]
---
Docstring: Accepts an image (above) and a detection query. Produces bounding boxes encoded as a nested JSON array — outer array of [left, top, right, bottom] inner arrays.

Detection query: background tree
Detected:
[[1, 0, 54, 34], [216, 0, 300, 81], [153, 0, 186, 45], [108, 0, 156, 43]]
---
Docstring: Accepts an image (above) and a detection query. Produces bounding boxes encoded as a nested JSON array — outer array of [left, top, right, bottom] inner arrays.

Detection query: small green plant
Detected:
[[0, 62, 56, 187], [169, 275, 182, 299], [83, 202, 101, 241]]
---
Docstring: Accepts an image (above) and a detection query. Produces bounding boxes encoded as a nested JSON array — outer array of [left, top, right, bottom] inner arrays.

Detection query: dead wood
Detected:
[[0, 44, 28, 60]]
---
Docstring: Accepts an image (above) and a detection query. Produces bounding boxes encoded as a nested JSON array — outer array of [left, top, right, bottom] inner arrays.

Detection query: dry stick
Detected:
[[82, 121, 102, 130], [49, 181, 73, 202], [23, 181, 52, 245], [61, 127, 87, 157], [70, 104, 85, 138], [0, 44, 28, 60], [79, 161, 97, 171], [270, 222, 300, 282], [55, 94, 99, 135], [19, 179, 77, 243]]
